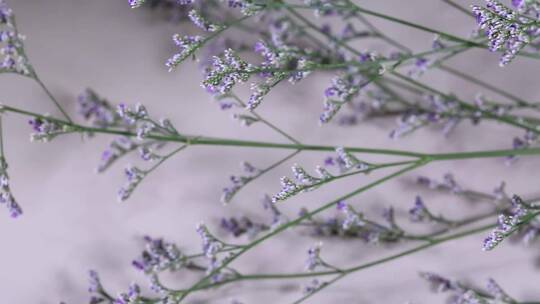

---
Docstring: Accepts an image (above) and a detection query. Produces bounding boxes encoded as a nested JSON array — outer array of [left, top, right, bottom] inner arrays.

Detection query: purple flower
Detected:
[[419, 272, 455, 292], [482, 195, 532, 251], [305, 242, 322, 271], [220, 161, 260, 204], [407, 57, 430, 77], [28, 117, 66, 142], [188, 9, 221, 32], [87, 270, 103, 293], [271, 176, 301, 203], [409, 196, 430, 222], [202, 48, 253, 94], [472, 1, 532, 66], [320, 74, 368, 123], [511, 0, 524, 8], [131, 235, 183, 273], [117, 165, 146, 201], [77, 89, 119, 127], [166, 35, 204, 71]]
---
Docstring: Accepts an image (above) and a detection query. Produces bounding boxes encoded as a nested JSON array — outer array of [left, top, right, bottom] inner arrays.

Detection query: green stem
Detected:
[[32, 75, 73, 123], [4, 104, 540, 160], [438, 64, 529, 107], [441, 0, 474, 17]]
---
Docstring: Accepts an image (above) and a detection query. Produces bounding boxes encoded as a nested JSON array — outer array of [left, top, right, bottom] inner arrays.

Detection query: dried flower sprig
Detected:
[[77, 89, 125, 129], [0, 156, 21, 218], [221, 161, 262, 204], [0, 116, 21, 218], [420, 272, 520, 304], [117, 143, 189, 202], [472, 0, 537, 66], [0, 3, 29, 76], [482, 194, 540, 251]]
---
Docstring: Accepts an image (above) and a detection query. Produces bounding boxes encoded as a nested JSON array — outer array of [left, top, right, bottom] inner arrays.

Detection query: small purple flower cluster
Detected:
[[304, 242, 323, 271], [0, 1, 30, 75], [483, 195, 532, 250], [506, 130, 538, 164], [408, 196, 432, 222], [302, 278, 324, 295], [221, 161, 261, 204], [220, 194, 287, 238], [334, 147, 368, 171], [77, 89, 122, 128], [407, 57, 431, 78], [389, 94, 464, 139], [271, 176, 303, 203], [265, 201, 399, 243], [472, 0, 536, 66], [97, 137, 137, 173], [202, 48, 254, 94], [128, 0, 145, 8], [337, 201, 365, 230], [224, 0, 259, 16], [188, 9, 221, 32], [272, 149, 370, 204], [272, 156, 354, 203], [417, 173, 463, 194], [320, 73, 368, 124], [420, 272, 516, 304], [261, 193, 288, 227], [28, 116, 70, 142], [166, 35, 204, 71], [87, 270, 106, 304], [114, 283, 141, 304], [486, 278, 514, 302], [323, 149, 365, 174], [419, 272, 456, 292], [220, 216, 267, 238], [0, 158, 21, 218], [117, 165, 147, 201], [246, 25, 314, 109], [196, 223, 230, 282], [117, 102, 179, 140], [131, 235, 184, 273]]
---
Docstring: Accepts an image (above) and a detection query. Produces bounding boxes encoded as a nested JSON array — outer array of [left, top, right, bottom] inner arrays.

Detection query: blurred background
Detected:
[[1, 0, 540, 303]]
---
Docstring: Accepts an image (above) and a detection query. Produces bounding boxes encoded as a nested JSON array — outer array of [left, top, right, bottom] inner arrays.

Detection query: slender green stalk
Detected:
[[438, 64, 530, 106], [9, 16, 73, 123], [441, 0, 474, 17], [228, 93, 301, 144], [144, 143, 189, 175], [5, 103, 540, 161]]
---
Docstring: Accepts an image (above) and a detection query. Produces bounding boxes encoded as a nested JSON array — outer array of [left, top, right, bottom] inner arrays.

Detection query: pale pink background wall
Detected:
[[1, 0, 540, 303]]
